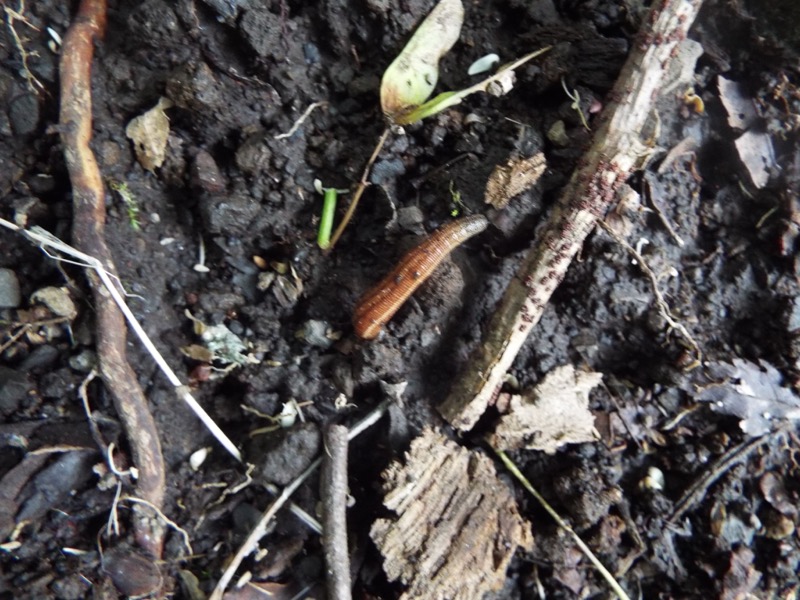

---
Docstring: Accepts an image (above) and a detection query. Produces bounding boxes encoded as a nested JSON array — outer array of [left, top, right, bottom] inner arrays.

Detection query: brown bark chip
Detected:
[[370, 429, 533, 600]]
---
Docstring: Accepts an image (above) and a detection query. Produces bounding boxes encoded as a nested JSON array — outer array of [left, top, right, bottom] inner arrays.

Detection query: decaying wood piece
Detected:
[[60, 0, 166, 557], [485, 152, 547, 209], [371, 428, 533, 599], [439, 0, 705, 431]]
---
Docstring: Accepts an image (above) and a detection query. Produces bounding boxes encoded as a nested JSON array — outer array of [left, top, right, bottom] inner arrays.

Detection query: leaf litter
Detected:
[[695, 358, 800, 436]]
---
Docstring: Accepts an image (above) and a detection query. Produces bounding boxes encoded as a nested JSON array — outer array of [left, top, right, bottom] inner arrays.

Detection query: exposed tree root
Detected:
[[60, 0, 166, 558]]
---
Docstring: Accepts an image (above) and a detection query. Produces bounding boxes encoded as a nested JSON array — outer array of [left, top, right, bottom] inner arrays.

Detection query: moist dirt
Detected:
[[1, 0, 800, 598]]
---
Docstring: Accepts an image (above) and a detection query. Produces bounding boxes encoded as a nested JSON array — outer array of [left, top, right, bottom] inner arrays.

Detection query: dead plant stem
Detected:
[[494, 448, 631, 600], [598, 220, 701, 358], [210, 398, 392, 600]]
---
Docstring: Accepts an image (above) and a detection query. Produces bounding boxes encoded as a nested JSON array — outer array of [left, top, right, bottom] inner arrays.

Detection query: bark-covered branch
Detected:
[[439, 0, 705, 430]]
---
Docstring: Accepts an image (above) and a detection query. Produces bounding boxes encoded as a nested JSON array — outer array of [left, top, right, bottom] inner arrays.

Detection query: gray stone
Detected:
[[0, 268, 21, 308]]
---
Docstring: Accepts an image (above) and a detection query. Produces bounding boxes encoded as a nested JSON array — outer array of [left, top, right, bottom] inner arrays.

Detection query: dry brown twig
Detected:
[[60, 0, 166, 557], [440, 0, 705, 430], [327, 127, 391, 251], [321, 424, 352, 600]]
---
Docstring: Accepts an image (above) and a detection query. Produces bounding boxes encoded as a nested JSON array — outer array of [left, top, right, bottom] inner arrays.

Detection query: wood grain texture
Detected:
[[353, 214, 488, 339]]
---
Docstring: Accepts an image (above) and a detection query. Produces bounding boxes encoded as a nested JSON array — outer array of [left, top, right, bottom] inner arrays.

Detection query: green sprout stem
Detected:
[[317, 187, 338, 250]]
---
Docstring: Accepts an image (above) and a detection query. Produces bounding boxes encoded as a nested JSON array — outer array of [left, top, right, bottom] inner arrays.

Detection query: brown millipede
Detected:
[[353, 214, 489, 340]]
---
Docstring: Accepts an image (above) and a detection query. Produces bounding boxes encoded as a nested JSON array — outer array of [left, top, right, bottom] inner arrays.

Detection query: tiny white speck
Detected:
[[46, 27, 62, 45], [468, 53, 500, 76]]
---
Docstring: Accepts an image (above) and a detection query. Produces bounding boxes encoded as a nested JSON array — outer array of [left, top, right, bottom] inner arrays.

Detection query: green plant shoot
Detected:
[[318, 187, 338, 250]]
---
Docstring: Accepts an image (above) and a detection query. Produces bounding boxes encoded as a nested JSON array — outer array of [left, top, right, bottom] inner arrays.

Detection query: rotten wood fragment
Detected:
[[439, 0, 705, 431], [484, 152, 546, 209], [371, 428, 533, 600]]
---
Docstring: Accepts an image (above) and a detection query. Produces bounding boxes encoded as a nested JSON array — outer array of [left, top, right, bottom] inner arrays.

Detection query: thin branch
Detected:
[[667, 429, 775, 525], [263, 483, 323, 534], [327, 127, 391, 251], [439, 0, 705, 431], [321, 424, 352, 600]]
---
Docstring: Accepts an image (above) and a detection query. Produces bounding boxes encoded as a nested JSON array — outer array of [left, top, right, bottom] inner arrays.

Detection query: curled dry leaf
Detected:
[[489, 364, 601, 454], [695, 358, 800, 436], [717, 76, 758, 131], [380, 0, 464, 121], [126, 97, 173, 171]]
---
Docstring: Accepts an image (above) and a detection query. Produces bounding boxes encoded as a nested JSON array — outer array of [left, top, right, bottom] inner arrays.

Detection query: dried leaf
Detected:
[[126, 97, 173, 171], [490, 365, 601, 453], [696, 359, 800, 436], [718, 76, 758, 131], [30, 286, 77, 320], [759, 472, 797, 518], [380, 0, 464, 120], [734, 129, 776, 189]]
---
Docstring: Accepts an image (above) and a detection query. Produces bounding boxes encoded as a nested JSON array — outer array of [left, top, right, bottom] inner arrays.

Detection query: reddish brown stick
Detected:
[[60, 0, 166, 557], [353, 214, 488, 339]]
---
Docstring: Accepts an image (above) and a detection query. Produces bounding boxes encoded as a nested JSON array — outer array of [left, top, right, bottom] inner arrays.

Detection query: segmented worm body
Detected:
[[353, 214, 489, 339]]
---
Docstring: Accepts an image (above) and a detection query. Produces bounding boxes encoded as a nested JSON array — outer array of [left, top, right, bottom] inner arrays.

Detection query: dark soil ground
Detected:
[[2, 0, 800, 598]]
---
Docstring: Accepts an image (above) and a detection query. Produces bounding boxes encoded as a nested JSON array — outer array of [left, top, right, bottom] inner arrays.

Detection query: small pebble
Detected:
[[0, 268, 21, 308], [296, 319, 333, 349]]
